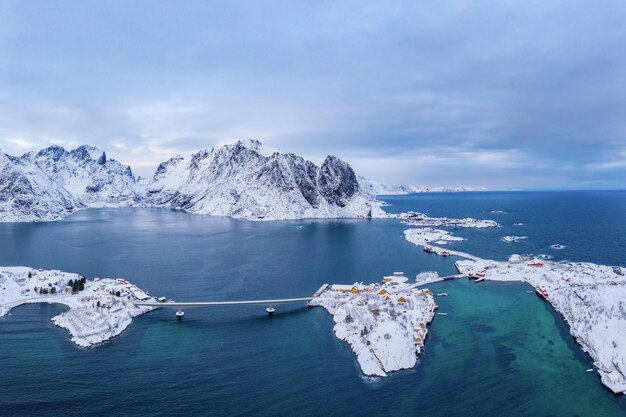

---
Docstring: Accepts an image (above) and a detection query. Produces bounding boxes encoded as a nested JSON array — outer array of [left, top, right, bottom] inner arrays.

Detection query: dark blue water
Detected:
[[1, 192, 625, 416], [384, 190, 626, 265]]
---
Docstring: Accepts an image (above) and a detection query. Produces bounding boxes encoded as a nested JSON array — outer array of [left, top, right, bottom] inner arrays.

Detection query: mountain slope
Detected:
[[0, 150, 81, 222], [1, 140, 385, 222], [147, 140, 385, 220], [358, 177, 415, 195], [358, 176, 487, 195], [23, 145, 142, 206]]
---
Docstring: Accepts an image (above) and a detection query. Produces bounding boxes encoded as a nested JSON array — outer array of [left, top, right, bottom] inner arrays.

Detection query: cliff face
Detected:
[[1, 140, 385, 222], [22, 145, 142, 206], [0, 150, 81, 222], [146, 140, 383, 220]]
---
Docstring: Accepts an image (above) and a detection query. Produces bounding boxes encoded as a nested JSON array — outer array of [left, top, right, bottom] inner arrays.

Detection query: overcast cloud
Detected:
[[1, 0, 625, 189]]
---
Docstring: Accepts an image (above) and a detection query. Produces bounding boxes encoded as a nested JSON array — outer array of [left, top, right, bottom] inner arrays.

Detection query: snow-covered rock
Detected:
[[398, 211, 499, 228], [310, 275, 437, 376], [404, 228, 465, 246], [0, 266, 156, 347], [455, 257, 626, 394], [0, 150, 81, 222], [1, 140, 386, 222], [147, 140, 385, 220], [403, 228, 481, 260], [23, 145, 142, 206], [501, 235, 527, 243], [402, 220, 626, 394]]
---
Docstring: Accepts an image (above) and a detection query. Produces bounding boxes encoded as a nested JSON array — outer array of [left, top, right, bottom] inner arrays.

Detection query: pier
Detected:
[[132, 284, 330, 317]]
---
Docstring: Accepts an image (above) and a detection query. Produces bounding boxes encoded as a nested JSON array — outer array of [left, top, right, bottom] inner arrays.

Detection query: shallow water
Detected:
[[1, 191, 625, 416]]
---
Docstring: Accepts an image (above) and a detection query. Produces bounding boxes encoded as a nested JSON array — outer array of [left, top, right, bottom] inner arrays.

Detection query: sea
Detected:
[[1, 191, 625, 416]]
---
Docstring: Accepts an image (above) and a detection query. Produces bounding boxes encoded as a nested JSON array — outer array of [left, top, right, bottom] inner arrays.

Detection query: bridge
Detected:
[[132, 284, 329, 318]]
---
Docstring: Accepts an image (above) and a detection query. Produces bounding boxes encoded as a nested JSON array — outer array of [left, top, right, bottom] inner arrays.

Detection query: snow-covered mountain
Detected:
[[1, 140, 385, 222], [358, 176, 487, 195], [22, 145, 142, 206], [358, 177, 415, 195], [0, 149, 81, 222], [147, 140, 384, 220]]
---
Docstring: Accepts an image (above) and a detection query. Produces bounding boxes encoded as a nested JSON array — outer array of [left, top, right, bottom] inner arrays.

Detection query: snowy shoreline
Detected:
[[309, 273, 437, 377], [1, 141, 388, 223], [403, 226, 626, 394], [0, 267, 158, 347]]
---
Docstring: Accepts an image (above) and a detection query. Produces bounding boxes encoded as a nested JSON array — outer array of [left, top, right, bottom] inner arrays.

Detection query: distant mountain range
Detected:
[[358, 176, 487, 195], [0, 140, 385, 222]]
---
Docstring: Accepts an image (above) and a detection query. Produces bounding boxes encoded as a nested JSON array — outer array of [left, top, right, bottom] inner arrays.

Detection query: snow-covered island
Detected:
[[398, 211, 499, 228], [501, 235, 527, 243], [309, 272, 438, 377], [404, 228, 481, 261], [456, 257, 626, 395], [0, 267, 157, 347], [402, 223, 626, 395]]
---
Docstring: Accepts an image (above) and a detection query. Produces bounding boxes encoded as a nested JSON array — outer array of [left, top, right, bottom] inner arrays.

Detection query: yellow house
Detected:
[[378, 289, 388, 296]]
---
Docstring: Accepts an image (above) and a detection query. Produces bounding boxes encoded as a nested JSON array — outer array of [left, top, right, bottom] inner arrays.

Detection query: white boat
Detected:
[[175, 309, 185, 318], [266, 307, 275, 315]]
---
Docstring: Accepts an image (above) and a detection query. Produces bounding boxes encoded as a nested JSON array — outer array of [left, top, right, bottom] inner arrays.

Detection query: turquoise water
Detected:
[[1, 192, 625, 416]]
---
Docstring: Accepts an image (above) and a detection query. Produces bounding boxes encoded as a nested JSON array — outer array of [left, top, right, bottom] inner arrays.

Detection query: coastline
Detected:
[[403, 224, 626, 394], [0, 267, 157, 347]]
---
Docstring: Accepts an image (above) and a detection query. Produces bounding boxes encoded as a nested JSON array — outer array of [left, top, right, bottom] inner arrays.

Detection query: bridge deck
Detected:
[[133, 297, 313, 308]]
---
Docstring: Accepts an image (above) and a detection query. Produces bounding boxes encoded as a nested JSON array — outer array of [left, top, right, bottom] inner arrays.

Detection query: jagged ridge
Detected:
[[146, 140, 384, 220], [0, 140, 385, 222]]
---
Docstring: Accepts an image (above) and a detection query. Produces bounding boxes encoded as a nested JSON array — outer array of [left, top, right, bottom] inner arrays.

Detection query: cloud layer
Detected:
[[1, 0, 625, 189]]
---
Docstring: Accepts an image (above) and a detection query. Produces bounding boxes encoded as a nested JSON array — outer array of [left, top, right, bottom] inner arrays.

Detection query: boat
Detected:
[[266, 307, 275, 315], [436, 292, 448, 297], [535, 286, 549, 300], [175, 309, 185, 318], [475, 277, 485, 283], [424, 246, 435, 253], [440, 251, 450, 257]]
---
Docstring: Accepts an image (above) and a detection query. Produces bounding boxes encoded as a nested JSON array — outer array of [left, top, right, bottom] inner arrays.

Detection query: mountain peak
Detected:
[[70, 145, 104, 162], [2, 140, 385, 222], [147, 140, 382, 220]]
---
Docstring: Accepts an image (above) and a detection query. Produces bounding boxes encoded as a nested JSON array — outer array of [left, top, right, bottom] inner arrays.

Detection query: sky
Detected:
[[1, 0, 625, 189]]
